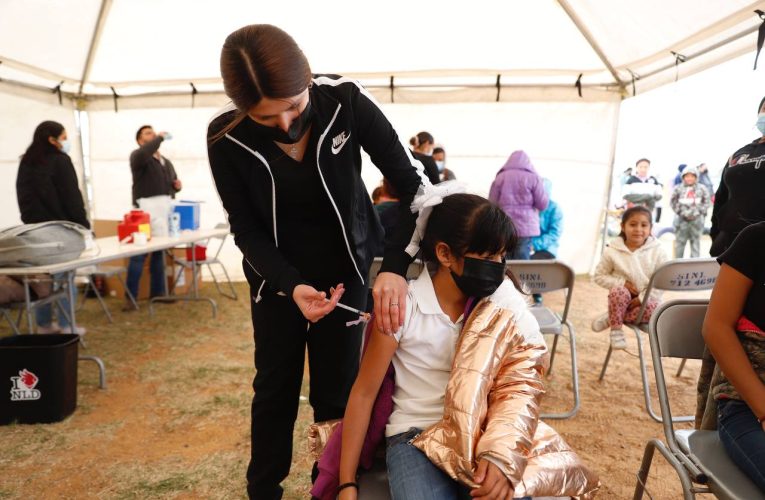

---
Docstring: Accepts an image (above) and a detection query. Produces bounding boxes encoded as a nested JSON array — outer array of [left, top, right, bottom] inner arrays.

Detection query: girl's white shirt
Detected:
[[386, 269, 542, 437]]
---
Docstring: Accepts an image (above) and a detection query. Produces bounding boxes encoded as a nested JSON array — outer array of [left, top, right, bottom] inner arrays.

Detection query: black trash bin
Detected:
[[0, 334, 79, 424]]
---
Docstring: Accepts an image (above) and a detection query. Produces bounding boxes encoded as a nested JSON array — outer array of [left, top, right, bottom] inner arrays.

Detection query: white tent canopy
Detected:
[[2, 1, 765, 278], [2, 0, 764, 104]]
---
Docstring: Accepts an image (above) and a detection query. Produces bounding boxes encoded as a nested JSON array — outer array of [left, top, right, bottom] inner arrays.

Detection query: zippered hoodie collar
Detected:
[[608, 235, 662, 254], [499, 150, 537, 174]]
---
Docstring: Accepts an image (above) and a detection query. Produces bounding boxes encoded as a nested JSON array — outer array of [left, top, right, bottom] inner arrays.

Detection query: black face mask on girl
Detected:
[[450, 257, 506, 299], [249, 99, 313, 144]]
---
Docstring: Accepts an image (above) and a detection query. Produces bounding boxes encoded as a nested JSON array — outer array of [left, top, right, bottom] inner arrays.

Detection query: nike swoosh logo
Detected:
[[331, 131, 351, 154]]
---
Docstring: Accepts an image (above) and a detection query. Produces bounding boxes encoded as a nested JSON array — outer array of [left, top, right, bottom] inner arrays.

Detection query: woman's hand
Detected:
[[372, 272, 407, 335], [470, 459, 513, 499], [292, 283, 344, 322]]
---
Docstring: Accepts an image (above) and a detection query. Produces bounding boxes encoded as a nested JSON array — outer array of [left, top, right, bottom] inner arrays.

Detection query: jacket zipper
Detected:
[[225, 134, 278, 303], [315, 103, 365, 285]]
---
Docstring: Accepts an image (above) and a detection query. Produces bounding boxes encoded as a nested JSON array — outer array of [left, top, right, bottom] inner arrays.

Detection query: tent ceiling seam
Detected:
[[79, 0, 113, 95], [556, 0, 627, 93]]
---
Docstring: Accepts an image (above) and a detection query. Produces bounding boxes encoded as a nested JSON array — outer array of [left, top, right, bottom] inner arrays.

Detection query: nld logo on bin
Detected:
[[10, 369, 41, 401]]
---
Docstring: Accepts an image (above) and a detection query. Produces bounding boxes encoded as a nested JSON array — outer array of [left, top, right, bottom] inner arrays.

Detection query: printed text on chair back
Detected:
[[650, 258, 719, 292], [506, 260, 573, 294]]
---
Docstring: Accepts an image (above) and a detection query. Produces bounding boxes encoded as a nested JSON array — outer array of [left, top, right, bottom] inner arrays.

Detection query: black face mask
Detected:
[[249, 99, 313, 144], [450, 257, 506, 299]]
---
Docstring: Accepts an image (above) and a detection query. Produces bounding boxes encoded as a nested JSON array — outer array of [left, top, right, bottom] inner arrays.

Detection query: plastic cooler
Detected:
[[173, 201, 200, 230], [118, 210, 151, 243], [0, 334, 79, 424]]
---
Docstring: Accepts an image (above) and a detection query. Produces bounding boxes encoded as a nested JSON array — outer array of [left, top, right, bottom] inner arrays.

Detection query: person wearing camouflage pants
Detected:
[[671, 165, 711, 258]]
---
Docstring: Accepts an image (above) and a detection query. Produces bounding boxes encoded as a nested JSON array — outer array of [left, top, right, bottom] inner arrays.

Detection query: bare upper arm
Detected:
[[703, 263, 753, 338], [353, 324, 398, 399]]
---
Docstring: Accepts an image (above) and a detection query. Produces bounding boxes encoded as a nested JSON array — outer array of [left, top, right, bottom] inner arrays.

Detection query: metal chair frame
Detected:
[[169, 223, 238, 300], [633, 299, 764, 500], [598, 257, 719, 422], [508, 259, 579, 419]]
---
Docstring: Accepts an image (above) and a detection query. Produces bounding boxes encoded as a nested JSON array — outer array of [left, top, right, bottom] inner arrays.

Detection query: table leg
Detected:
[[149, 242, 217, 317]]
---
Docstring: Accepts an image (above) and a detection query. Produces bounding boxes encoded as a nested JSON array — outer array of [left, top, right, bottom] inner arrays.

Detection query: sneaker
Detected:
[[60, 325, 87, 336], [37, 323, 61, 334], [591, 313, 609, 332], [610, 329, 627, 350]]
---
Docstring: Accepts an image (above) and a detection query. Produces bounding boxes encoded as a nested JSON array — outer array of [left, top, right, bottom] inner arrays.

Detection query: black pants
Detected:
[[246, 279, 366, 499]]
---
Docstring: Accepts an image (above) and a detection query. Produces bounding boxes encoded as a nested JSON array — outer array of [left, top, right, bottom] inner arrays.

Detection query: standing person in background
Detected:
[[410, 131, 441, 185], [531, 178, 563, 305], [710, 96, 765, 256], [488, 150, 548, 260], [125, 125, 182, 309], [16, 120, 89, 335], [432, 146, 456, 181], [670, 165, 710, 258], [622, 158, 663, 223], [696, 163, 715, 200], [207, 24, 428, 499], [672, 163, 688, 187], [374, 179, 401, 256]]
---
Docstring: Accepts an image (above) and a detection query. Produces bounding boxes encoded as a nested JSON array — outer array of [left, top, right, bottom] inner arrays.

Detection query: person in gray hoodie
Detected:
[[488, 150, 548, 259]]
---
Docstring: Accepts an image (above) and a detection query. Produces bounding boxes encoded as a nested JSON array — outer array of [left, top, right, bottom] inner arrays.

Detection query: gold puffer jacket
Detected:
[[412, 279, 600, 499]]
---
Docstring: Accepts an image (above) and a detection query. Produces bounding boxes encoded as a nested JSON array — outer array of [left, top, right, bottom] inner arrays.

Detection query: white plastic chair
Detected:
[[599, 258, 719, 422], [508, 259, 579, 419], [633, 299, 765, 500]]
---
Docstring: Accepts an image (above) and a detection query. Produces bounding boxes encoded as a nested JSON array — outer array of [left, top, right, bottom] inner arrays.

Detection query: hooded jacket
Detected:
[[207, 75, 429, 296], [309, 279, 600, 499], [593, 236, 668, 298], [532, 178, 563, 255], [670, 180, 710, 222], [488, 151, 548, 237]]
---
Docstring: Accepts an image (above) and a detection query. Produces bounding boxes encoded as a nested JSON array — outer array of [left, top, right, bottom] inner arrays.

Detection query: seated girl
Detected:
[[332, 191, 598, 499], [702, 220, 765, 491], [592, 206, 668, 350]]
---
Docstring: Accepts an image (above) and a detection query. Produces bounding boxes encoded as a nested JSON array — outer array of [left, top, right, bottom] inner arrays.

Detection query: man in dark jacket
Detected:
[[125, 125, 181, 307]]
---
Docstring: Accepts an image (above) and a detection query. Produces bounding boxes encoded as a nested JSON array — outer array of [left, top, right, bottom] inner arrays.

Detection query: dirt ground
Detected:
[[0, 277, 710, 499]]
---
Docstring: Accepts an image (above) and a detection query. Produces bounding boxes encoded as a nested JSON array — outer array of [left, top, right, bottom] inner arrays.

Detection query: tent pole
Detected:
[[78, 0, 113, 95], [74, 101, 94, 224], [592, 98, 624, 275], [556, 0, 627, 93]]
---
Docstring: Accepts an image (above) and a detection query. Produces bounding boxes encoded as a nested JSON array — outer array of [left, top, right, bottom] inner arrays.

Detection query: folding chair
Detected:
[[2, 276, 71, 335], [170, 223, 238, 300], [77, 265, 138, 322], [633, 299, 765, 500], [508, 259, 579, 419], [599, 257, 719, 422]]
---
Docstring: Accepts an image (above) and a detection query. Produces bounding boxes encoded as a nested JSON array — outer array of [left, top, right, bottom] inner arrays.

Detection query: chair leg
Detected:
[[634, 439, 696, 500], [547, 334, 560, 375], [78, 279, 90, 312], [79, 355, 107, 389], [541, 322, 580, 419], [211, 262, 238, 300], [89, 277, 113, 323], [676, 358, 687, 377], [598, 345, 613, 381], [2, 309, 22, 335], [116, 273, 139, 310]]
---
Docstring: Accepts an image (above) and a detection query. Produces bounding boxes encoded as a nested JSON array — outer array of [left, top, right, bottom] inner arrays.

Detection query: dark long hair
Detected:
[[619, 205, 653, 240], [22, 121, 64, 166], [410, 131, 434, 149], [211, 24, 312, 143], [421, 193, 524, 291]]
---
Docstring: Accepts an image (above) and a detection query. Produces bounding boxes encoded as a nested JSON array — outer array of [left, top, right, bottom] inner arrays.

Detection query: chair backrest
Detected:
[[367, 257, 424, 288], [645, 258, 719, 294], [634, 258, 718, 324], [209, 223, 230, 259], [507, 259, 575, 320], [648, 299, 708, 442]]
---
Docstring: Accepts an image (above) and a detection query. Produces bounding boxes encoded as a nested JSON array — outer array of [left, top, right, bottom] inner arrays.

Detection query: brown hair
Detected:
[[211, 24, 312, 144], [619, 205, 653, 241]]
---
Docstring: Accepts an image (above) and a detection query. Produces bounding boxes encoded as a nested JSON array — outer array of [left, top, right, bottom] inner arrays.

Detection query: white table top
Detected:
[[0, 227, 229, 276]]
